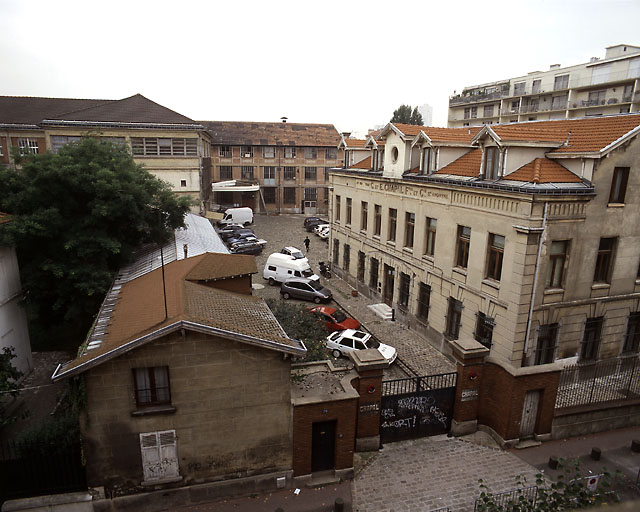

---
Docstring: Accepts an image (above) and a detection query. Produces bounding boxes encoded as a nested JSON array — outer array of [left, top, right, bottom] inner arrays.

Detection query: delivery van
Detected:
[[218, 207, 253, 226], [263, 253, 319, 285]]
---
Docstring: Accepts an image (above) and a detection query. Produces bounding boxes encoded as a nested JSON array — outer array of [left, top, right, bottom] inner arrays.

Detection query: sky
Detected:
[[1, 0, 639, 137]]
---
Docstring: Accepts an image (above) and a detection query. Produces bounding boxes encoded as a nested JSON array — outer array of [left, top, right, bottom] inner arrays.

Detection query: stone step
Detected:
[[304, 470, 340, 488], [368, 303, 394, 320], [514, 439, 542, 449]]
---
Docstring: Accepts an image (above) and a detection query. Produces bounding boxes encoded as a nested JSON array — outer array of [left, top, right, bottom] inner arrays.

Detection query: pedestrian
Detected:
[[304, 236, 310, 253]]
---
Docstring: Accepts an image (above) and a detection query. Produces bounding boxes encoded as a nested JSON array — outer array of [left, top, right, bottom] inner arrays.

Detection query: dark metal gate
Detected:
[[380, 372, 457, 442]]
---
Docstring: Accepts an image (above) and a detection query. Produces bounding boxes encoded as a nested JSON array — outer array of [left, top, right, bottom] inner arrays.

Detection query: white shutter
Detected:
[[158, 430, 179, 479], [140, 430, 179, 482]]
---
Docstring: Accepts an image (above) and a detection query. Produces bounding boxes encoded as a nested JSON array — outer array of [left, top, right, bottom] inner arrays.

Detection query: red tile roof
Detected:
[[200, 121, 340, 147], [503, 158, 582, 183], [435, 148, 482, 177], [391, 123, 481, 143], [353, 156, 372, 169], [343, 138, 367, 148]]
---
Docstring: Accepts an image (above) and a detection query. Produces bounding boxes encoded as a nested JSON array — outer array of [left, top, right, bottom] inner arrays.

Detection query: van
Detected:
[[263, 253, 319, 285], [218, 207, 253, 227]]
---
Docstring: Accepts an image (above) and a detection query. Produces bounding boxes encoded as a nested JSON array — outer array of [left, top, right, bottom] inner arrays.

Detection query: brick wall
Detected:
[[292, 398, 357, 476], [81, 330, 293, 493]]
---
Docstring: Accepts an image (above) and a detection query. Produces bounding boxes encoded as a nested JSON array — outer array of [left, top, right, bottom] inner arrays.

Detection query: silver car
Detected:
[[280, 277, 332, 304]]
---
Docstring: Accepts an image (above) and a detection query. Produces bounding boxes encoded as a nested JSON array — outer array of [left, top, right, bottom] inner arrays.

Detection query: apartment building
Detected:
[[0, 94, 212, 210], [330, 115, 640, 370], [448, 44, 640, 127], [202, 121, 341, 214]]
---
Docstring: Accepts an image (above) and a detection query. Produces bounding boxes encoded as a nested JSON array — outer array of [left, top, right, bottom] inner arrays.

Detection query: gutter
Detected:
[[40, 120, 205, 131]]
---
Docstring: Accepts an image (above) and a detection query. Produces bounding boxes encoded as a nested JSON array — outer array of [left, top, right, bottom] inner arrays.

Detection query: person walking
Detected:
[[304, 236, 310, 253]]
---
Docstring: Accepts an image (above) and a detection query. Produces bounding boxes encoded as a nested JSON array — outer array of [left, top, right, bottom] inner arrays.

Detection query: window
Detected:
[[424, 217, 437, 257], [219, 166, 233, 180], [180, 179, 187, 187], [484, 147, 499, 180], [588, 90, 606, 106], [535, 324, 558, 365], [325, 148, 337, 159], [388, 208, 397, 242], [361, 201, 368, 231], [18, 138, 38, 155], [305, 166, 317, 180], [622, 312, 640, 354], [445, 297, 462, 339], [374, 205, 382, 236], [158, 138, 172, 155], [475, 313, 494, 349], [486, 233, 505, 281], [346, 198, 352, 225], [514, 82, 526, 95], [551, 94, 568, 110], [464, 108, 470, 119], [484, 105, 494, 117], [304, 187, 317, 201], [554, 74, 569, 90], [324, 167, 331, 182], [404, 212, 415, 249], [219, 145, 232, 158], [580, 317, 603, 361], [304, 147, 317, 159], [140, 430, 179, 483], [0, 137, 3, 155], [532, 79, 541, 94], [416, 283, 431, 322], [131, 138, 197, 156], [398, 272, 410, 308], [545, 240, 568, 289], [263, 146, 275, 158], [593, 237, 616, 284], [471, 107, 478, 118], [456, 226, 471, 269], [241, 145, 253, 158], [284, 166, 296, 180], [50, 135, 81, 153], [241, 166, 254, 180], [369, 257, 379, 289], [333, 239, 340, 265], [283, 187, 296, 204], [263, 166, 276, 185], [284, 147, 296, 158], [263, 187, 276, 203], [133, 366, 171, 407], [357, 251, 365, 283], [343, 244, 350, 271], [335, 195, 341, 222], [422, 147, 431, 173], [609, 167, 629, 204]]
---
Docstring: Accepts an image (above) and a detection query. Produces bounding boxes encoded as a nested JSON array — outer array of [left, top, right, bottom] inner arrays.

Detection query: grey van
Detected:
[[280, 277, 332, 304]]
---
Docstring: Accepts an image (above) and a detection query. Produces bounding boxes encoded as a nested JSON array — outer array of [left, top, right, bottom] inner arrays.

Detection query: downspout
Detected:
[[523, 202, 548, 365], [434, 147, 440, 174]]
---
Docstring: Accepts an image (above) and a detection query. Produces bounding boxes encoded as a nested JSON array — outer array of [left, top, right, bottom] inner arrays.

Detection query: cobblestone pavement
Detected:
[[353, 435, 540, 512], [248, 214, 454, 379]]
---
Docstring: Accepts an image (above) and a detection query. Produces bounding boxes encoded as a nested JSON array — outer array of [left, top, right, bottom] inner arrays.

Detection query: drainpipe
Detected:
[[523, 202, 548, 365]]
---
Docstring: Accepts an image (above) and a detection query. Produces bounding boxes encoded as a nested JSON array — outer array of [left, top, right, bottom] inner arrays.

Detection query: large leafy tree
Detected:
[[0, 136, 192, 348], [391, 105, 423, 125]]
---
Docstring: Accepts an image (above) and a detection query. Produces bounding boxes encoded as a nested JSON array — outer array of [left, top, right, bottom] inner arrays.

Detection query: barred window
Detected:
[[241, 166, 254, 180], [398, 272, 410, 308], [241, 146, 253, 158], [357, 251, 365, 283], [283, 187, 296, 204], [622, 312, 640, 355], [581, 317, 603, 361], [284, 147, 296, 158], [263, 187, 276, 204], [304, 187, 317, 201], [284, 166, 296, 180], [475, 312, 494, 349], [219, 145, 232, 158], [535, 324, 558, 365], [417, 283, 431, 322], [219, 166, 233, 180], [333, 239, 340, 265], [369, 257, 379, 289], [446, 298, 462, 339], [343, 244, 350, 271], [305, 167, 317, 180]]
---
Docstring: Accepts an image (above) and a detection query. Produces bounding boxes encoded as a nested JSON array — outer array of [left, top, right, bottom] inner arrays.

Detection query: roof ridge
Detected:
[[532, 159, 542, 183]]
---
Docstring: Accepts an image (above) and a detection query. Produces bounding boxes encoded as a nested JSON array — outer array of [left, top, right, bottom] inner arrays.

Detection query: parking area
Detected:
[[237, 214, 454, 379]]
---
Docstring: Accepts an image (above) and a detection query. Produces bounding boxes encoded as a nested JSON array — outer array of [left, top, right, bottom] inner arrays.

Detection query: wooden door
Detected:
[[520, 390, 541, 438]]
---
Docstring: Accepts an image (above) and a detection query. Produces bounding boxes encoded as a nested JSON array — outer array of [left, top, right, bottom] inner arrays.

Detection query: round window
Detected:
[[391, 146, 399, 163]]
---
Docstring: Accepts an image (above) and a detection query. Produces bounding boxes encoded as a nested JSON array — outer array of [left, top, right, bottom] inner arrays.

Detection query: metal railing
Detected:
[[382, 371, 457, 396], [475, 485, 538, 511], [555, 356, 640, 409]]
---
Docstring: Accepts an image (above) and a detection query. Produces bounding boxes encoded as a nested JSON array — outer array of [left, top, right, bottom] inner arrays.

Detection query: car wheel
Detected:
[[268, 277, 276, 286], [283, 292, 290, 300], [313, 296, 322, 304], [332, 349, 342, 358]]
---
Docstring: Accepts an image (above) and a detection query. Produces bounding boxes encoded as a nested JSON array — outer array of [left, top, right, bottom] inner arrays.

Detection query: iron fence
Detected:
[[555, 356, 640, 409], [382, 372, 457, 396], [474, 485, 538, 511]]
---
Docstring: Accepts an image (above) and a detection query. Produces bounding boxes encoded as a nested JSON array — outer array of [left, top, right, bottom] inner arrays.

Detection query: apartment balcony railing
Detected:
[[449, 91, 506, 105], [569, 70, 639, 89]]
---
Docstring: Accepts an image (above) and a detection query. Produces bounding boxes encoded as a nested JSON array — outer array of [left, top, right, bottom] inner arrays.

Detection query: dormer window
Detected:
[[484, 147, 499, 180], [422, 147, 432, 174]]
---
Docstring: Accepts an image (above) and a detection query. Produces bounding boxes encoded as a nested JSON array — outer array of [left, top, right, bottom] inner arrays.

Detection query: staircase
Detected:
[[368, 303, 394, 320]]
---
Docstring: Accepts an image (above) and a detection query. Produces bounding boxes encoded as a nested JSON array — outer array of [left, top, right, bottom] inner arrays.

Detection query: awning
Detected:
[[212, 180, 260, 193]]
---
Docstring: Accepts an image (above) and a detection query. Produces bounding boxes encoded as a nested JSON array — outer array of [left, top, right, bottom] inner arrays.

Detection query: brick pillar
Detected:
[[350, 349, 388, 451], [449, 338, 490, 436]]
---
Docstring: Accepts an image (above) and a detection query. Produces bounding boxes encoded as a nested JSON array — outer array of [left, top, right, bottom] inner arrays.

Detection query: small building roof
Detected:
[[503, 158, 583, 184], [435, 148, 482, 177], [352, 156, 372, 170]]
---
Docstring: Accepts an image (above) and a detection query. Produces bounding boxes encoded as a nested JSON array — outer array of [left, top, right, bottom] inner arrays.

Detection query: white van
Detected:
[[263, 253, 319, 285], [218, 207, 253, 227]]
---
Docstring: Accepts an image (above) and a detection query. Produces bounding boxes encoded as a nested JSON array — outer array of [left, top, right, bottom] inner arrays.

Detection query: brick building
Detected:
[[201, 121, 341, 215]]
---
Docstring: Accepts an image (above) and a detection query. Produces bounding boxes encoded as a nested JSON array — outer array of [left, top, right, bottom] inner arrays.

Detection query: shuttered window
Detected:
[[131, 138, 198, 156], [140, 430, 179, 483]]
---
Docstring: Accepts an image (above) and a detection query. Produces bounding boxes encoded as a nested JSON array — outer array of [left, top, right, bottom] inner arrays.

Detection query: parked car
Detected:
[[225, 233, 258, 246], [280, 277, 332, 304], [280, 246, 306, 260], [218, 207, 253, 227], [313, 223, 330, 234], [318, 227, 329, 241], [326, 329, 397, 363], [305, 218, 328, 232], [309, 306, 360, 332], [229, 241, 263, 255], [220, 227, 254, 241], [304, 216, 324, 229], [264, 253, 319, 285]]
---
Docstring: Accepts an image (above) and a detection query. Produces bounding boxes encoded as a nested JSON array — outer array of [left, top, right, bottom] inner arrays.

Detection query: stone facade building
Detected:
[[0, 94, 212, 211], [201, 121, 341, 215], [330, 115, 640, 370]]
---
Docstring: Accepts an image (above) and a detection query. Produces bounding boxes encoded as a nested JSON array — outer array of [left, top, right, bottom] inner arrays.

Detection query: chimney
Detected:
[[183, 244, 188, 258], [549, 63, 561, 69], [280, 116, 288, 123]]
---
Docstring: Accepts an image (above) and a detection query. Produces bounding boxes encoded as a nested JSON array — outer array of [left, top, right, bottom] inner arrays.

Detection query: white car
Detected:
[[280, 246, 307, 260], [318, 226, 330, 240], [326, 329, 397, 364], [313, 223, 330, 235]]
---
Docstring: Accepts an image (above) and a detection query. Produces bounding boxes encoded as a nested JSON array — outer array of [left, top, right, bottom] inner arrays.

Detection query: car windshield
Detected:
[[308, 280, 323, 291], [364, 338, 380, 349], [290, 250, 304, 259], [332, 311, 347, 323], [302, 269, 314, 278]]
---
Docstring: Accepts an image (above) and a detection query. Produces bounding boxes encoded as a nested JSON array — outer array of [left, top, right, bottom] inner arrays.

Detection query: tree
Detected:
[[266, 299, 329, 361], [0, 347, 23, 428], [391, 104, 423, 125], [0, 136, 192, 348]]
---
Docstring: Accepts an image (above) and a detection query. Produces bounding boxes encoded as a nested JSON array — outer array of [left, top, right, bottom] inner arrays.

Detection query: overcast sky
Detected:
[[1, 0, 639, 137]]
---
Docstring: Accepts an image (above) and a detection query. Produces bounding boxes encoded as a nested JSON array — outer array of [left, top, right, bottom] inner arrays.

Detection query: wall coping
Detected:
[[486, 356, 563, 377], [291, 360, 360, 406], [450, 338, 490, 361], [350, 349, 390, 371]]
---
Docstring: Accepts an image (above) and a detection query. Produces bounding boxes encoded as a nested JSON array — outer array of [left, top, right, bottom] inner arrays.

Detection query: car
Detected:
[[318, 227, 329, 241], [309, 305, 360, 332], [280, 277, 332, 304], [313, 223, 330, 234], [224, 230, 257, 244], [280, 246, 306, 260], [229, 241, 263, 255], [220, 227, 254, 241], [326, 329, 397, 363], [217, 223, 244, 236], [303, 216, 324, 229], [305, 218, 328, 232]]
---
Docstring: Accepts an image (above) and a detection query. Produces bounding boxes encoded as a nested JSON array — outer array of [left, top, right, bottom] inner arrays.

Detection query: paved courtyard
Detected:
[[248, 214, 454, 378]]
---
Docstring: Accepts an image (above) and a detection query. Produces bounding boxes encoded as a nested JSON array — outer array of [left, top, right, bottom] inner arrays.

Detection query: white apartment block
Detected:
[[448, 44, 640, 128]]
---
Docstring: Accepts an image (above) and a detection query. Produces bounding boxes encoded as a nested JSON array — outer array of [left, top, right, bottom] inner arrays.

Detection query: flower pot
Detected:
[[351, 290, 358, 297]]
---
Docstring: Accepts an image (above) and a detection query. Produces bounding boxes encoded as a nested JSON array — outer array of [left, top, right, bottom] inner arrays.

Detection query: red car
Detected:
[[310, 306, 360, 332]]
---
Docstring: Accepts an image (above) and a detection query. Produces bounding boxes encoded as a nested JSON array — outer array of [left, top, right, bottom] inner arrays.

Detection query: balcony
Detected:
[[569, 70, 639, 89], [449, 90, 506, 106]]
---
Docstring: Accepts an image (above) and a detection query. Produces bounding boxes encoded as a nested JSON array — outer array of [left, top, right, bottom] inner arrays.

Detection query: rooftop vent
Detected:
[[281, 116, 288, 123], [549, 63, 561, 69], [590, 57, 600, 63]]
